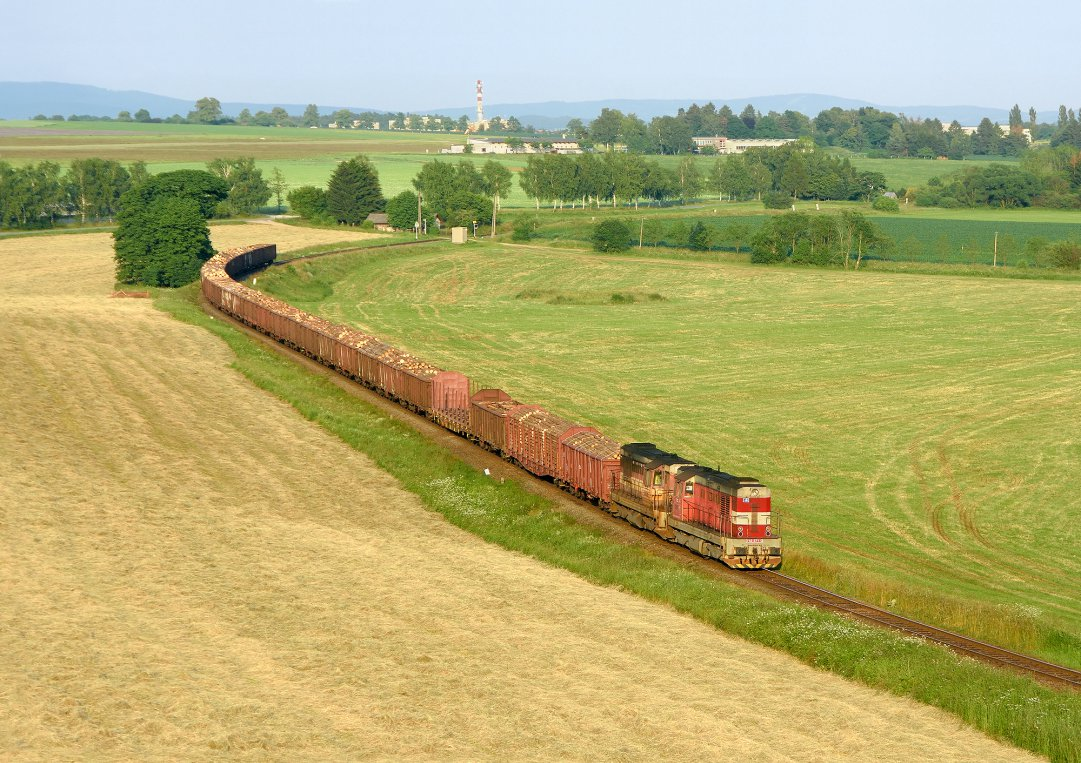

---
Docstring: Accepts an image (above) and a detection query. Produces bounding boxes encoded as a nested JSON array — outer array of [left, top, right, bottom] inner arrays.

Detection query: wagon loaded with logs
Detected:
[[202, 244, 781, 569]]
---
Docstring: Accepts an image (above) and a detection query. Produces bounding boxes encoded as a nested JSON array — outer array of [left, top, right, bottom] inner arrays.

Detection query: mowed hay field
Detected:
[[259, 242, 1081, 660], [0, 229, 1045, 759]]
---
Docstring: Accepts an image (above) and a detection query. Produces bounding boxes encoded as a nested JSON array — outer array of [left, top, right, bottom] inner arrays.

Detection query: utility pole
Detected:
[[639, 219, 644, 249], [993, 231, 998, 267], [416, 192, 422, 240]]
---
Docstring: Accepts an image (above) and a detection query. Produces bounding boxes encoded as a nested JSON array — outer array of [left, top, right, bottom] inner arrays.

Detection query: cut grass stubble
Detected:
[[157, 282, 1081, 762]]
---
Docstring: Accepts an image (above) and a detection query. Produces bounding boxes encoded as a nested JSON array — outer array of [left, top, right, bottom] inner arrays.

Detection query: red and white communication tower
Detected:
[[476, 79, 484, 125]]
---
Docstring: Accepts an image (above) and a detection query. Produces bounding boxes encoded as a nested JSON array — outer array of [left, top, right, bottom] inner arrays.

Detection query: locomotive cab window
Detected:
[[653, 472, 664, 486]]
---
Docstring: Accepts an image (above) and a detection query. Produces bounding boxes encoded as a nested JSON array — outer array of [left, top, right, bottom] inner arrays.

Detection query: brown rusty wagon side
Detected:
[[559, 429, 621, 504], [469, 390, 519, 452]]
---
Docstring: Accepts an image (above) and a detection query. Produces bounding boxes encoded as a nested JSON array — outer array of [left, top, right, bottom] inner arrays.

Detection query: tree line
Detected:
[[566, 104, 812, 153], [568, 101, 1081, 157], [586, 210, 890, 268], [916, 144, 1081, 209], [0, 156, 276, 230], [33, 97, 536, 134], [512, 143, 891, 209], [288, 156, 514, 234]]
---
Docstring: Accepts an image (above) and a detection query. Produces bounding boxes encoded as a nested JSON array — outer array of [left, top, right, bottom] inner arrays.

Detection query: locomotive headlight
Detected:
[[751, 488, 760, 497]]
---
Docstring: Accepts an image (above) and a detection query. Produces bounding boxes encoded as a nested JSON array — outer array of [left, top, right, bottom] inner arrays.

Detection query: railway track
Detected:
[[761, 571, 1081, 691], [269, 237, 442, 267], [203, 255, 1081, 694]]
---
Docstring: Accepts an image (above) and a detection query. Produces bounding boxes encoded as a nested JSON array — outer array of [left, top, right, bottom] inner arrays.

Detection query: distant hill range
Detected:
[[0, 81, 1059, 130], [0, 82, 382, 123]]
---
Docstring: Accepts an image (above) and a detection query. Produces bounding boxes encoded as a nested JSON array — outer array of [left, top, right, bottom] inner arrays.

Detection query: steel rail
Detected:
[[762, 571, 1081, 690]]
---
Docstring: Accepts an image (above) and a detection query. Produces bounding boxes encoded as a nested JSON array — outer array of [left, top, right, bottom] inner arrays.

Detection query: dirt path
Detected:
[[0, 225, 1040, 761]]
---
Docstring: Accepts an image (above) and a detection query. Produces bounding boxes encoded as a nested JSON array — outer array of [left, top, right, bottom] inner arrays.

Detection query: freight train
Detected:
[[201, 244, 781, 570]]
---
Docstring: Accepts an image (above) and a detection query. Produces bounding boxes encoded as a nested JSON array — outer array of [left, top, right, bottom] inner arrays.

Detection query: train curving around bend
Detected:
[[202, 244, 781, 569]]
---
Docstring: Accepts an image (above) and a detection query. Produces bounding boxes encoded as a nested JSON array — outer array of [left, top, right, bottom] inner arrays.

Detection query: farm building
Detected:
[[692, 136, 796, 154], [942, 124, 1031, 141], [441, 138, 582, 155], [365, 213, 394, 231]]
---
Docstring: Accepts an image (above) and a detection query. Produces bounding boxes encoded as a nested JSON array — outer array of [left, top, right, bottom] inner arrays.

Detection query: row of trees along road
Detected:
[[0, 157, 273, 230], [0, 159, 147, 228], [515, 143, 890, 209]]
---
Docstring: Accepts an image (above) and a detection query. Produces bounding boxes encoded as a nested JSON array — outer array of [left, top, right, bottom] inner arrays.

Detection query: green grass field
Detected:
[[506, 204, 1081, 267], [256, 240, 1081, 667]]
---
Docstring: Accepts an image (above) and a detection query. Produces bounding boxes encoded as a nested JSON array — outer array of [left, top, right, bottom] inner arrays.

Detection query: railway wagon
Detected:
[[204, 245, 458, 416], [222, 243, 277, 278], [429, 372, 472, 432], [203, 246, 781, 571], [505, 406, 590, 479], [367, 345, 442, 412], [469, 390, 520, 452], [558, 429, 621, 504]]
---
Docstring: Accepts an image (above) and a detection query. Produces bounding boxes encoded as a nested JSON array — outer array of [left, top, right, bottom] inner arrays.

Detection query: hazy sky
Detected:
[[5, 0, 1078, 111]]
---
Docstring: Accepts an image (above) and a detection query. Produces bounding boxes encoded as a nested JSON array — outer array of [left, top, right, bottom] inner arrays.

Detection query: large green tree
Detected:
[[286, 185, 328, 220], [386, 190, 421, 230], [592, 219, 632, 252], [412, 159, 488, 220], [677, 156, 703, 201], [779, 152, 810, 198], [326, 156, 384, 225], [188, 97, 223, 124], [269, 167, 287, 212], [206, 157, 271, 215], [589, 108, 625, 147], [412, 160, 459, 215], [113, 170, 228, 286]]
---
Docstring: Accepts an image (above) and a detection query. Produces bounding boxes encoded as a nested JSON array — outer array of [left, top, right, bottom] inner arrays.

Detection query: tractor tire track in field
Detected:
[[937, 438, 990, 548], [908, 438, 952, 546]]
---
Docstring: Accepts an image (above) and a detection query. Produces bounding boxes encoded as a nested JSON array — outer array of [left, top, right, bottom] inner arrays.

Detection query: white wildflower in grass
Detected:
[[998, 603, 1042, 621], [426, 475, 491, 517]]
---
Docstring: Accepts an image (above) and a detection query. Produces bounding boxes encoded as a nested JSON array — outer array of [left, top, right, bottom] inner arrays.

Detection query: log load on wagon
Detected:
[[201, 245, 781, 569]]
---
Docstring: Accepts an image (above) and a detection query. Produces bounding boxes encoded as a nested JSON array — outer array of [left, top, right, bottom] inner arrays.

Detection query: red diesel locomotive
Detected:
[[201, 244, 782, 570]]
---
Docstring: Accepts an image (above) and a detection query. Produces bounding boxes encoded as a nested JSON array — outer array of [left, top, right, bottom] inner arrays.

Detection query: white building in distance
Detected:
[[692, 136, 796, 154]]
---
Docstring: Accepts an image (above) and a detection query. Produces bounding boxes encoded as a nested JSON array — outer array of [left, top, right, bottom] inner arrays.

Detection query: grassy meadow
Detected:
[[256, 240, 1081, 668], [510, 205, 1081, 267], [3, 223, 1073, 760]]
